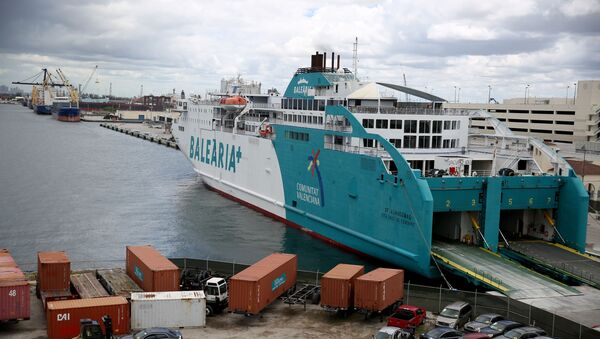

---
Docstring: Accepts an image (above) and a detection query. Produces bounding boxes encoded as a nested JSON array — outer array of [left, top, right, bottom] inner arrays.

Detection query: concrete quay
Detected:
[[100, 122, 179, 150]]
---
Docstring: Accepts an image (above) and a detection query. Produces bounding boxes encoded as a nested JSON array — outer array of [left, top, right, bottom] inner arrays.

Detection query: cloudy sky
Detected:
[[1, 0, 599, 102]]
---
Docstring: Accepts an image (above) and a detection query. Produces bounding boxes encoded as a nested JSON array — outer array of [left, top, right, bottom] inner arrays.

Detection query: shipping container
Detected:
[[354, 268, 404, 312], [71, 272, 109, 299], [0, 266, 30, 321], [131, 290, 206, 329], [41, 290, 77, 311], [229, 253, 297, 315], [0, 249, 17, 268], [126, 245, 180, 292], [46, 296, 129, 339], [320, 264, 364, 310], [97, 268, 142, 299], [37, 251, 70, 293]]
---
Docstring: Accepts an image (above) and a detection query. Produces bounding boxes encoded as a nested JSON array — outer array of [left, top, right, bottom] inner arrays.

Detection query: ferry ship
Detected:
[[173, 53, 593, 295]]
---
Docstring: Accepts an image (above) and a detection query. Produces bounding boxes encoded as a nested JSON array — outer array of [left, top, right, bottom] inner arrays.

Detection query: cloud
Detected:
[[0, 0, 598, 102]]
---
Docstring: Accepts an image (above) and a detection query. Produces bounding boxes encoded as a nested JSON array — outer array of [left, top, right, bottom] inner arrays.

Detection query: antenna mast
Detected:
[[352, 37, 358, 80]]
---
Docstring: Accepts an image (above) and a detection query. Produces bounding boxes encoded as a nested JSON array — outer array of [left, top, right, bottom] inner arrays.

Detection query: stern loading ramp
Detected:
[[501, 240, 600, 289], [431, 242, 580, 299], [425, 174, 589, 298]]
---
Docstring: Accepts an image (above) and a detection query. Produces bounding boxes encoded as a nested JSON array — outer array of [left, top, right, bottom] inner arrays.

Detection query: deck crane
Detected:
[[56, 68, 79, 104], [12, 68, 65, 105]]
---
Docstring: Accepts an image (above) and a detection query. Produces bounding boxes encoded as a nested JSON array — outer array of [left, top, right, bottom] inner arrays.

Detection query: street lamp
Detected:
[[458, 87, 461, 103], [454, 86, 457, 103], [573, 82, 577, 104], [566, 85, 570, 104], [488, 85, 492, 103], [524, 84, 530, 104]]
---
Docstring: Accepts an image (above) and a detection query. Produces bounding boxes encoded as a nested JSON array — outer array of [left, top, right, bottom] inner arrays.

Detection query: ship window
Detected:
[[432, 121, 442, 133], [451, 139, 457, 147], [362, 119, 374, 128], [376, 119, 388, 129], [443, 139, 450, 148], [389, 138, 402, 148], [419, 136, 430, 148], [404, 120, 417, 133], [302, 115, 307, 123], [451, 121, 457, 129], [335, 84, 338, 93], [390, 119, 402, 129], [419, 120, 431, 133], [363, 139, 375, 147], [444, 121, 451, 130], [285, 131, 309, 142], [432, 135, 442, 148], [318, 116, 323, 124], [403, 135, 416, 148]]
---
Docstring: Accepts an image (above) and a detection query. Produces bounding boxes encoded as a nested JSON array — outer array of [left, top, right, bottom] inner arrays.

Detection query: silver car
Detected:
[[435, 301, 472, 329]]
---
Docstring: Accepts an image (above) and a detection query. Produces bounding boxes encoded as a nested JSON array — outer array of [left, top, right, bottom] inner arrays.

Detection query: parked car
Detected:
[[121, 327, 183, 339], [463, 333, 491, 339], [464, 314, 504, 332], [494, 326, 546, 339], [420, 327, 464, 339], [435, 301, 473, 329], [478, 320, 523, 337], [387, 305, 427, 331], [374, 326, 414, 339]]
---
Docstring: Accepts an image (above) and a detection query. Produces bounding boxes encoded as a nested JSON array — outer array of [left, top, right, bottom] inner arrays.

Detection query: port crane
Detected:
[[80, 65, 98, 96]]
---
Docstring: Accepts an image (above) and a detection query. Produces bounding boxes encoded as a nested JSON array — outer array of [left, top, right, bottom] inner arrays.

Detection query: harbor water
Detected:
[[0, 104, 376, 272]]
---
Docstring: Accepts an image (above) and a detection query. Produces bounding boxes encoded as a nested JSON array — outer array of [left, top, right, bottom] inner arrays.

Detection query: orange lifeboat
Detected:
[[219, 95, 247, 111]]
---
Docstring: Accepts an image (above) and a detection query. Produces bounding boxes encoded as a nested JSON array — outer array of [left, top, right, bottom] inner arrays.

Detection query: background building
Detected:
[[444, 80, 600, 145]]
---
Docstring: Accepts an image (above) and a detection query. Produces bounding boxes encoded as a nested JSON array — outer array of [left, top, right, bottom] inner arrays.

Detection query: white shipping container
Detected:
[[131, 290, 206, 329]]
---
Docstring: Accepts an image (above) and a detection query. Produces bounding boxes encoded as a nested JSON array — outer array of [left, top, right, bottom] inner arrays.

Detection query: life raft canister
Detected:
[[259, 124, 272, 137]]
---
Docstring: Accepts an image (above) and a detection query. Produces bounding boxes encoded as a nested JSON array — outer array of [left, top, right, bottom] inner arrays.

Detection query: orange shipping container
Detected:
[[126, 245, 179, 292], [320, 264, 364, 310], [0, 249, 17, 268], [46, 296, 129, 339], [229, 253, 297, 315], [37, 251, 70, 293], [354, 268, 404, 312], [0, 266, 30, 321]]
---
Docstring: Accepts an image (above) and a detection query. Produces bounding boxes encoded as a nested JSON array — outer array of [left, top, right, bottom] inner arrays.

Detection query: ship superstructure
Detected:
[[172, 52, 591, 297]]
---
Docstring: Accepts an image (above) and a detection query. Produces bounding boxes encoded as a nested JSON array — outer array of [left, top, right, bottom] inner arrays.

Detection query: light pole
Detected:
[[454, 86, 457, 103], [488, 85, 492, 103], [573, 82, 577, 104], [566, 85, 570, 104], [524, 84, 530, 104], [458, 87, 461, 103]]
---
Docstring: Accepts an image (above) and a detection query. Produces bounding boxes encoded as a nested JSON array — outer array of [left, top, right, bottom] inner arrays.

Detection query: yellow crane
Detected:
[[56, 68, 79, 104]]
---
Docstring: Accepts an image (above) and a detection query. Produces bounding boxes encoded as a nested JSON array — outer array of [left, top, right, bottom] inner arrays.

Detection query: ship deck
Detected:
[[501, 240, 600, 289], [431, 242, 580, 299]]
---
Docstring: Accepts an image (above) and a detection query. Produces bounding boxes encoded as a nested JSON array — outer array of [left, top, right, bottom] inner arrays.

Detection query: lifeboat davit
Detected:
[[219, 96, 247, 111]]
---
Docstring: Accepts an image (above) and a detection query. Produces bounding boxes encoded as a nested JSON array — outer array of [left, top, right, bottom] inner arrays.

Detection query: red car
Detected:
[[387, 305, 427, 330]]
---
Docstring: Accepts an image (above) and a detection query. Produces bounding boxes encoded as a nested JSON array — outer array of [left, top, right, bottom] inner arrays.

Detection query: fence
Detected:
[[171, 257, 599, 339]]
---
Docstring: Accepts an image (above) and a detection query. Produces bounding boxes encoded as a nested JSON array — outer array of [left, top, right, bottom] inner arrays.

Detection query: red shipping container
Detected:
[[41, 290, 77, 311], [46, 296, 129, 339], [0, 266, 30, 321], [126, 245, 179, 292], [354, 268, 404, 312], [38, 251, 70, 293], [0, 249, 17, 268], [320, 264, 364, 310], [229, 253, 297, 315]]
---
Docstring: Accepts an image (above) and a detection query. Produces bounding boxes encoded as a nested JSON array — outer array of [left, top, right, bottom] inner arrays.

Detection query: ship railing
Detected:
[[347, 106, 471, 116], [324, 121, 352, 132], [251, 102, 281, 109], [324, 142, 391, 158]]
